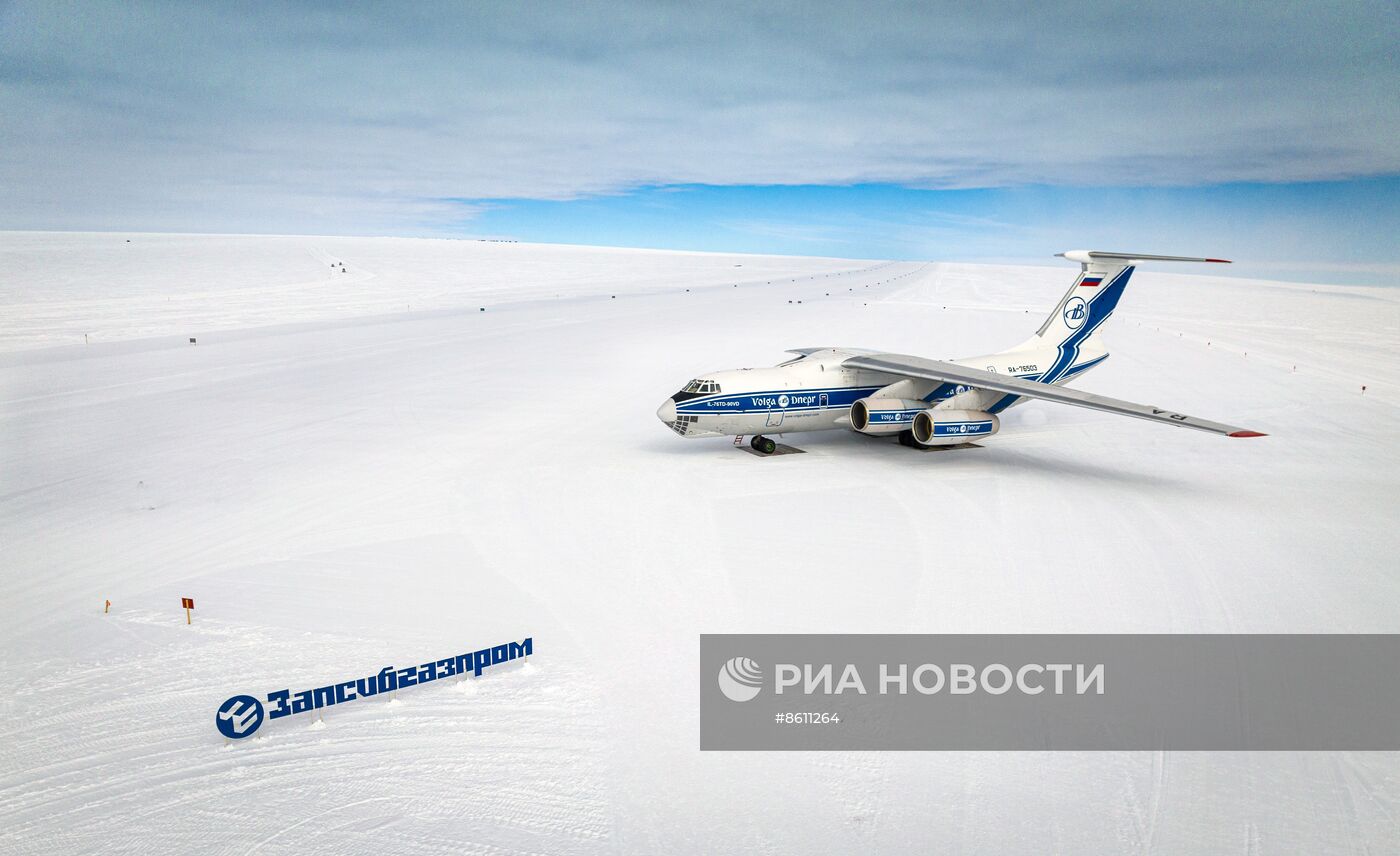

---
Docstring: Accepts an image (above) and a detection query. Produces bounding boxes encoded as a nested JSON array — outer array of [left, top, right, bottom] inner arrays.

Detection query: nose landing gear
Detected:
[[749, 435, 778, 455]]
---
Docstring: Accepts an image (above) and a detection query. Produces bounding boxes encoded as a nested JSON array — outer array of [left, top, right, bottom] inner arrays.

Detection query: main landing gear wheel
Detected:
[[750, 435, 778, 455], [898, 429, 920, 448]]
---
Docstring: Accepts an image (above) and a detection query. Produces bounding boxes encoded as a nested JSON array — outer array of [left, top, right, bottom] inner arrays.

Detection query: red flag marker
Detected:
[[181, 597, 194, 624]]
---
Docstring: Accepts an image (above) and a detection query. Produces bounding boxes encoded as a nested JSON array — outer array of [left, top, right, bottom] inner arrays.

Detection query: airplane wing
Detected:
[[784, 347, 880, 357], [842, 353, 1266, 438]]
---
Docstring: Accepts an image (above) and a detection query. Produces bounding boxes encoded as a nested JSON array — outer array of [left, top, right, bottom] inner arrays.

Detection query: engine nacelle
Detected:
[[850, 397, 928, 435], [911, 409, 999, 445]]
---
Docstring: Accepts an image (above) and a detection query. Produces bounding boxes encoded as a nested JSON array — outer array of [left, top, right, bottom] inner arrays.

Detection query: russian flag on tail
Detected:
[[1079, 276, 1103, 287]]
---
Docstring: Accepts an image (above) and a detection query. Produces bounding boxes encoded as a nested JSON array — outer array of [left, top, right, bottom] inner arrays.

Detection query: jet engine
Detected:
[[850, 397, 928, 435], [911, 409, 1000, 445]]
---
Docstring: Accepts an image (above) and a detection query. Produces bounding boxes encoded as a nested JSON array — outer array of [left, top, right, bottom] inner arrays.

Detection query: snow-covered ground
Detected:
[[2, 232, 1398, 853]]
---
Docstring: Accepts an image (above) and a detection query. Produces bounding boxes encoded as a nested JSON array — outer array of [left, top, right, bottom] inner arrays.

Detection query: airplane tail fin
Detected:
[[1030, 250, 1231, 347]]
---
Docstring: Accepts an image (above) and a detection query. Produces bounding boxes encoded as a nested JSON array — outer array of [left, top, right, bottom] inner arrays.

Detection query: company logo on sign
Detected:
[[718, 657, 764, 702], [1063, 297, 1088, 329], [215, 637, 533, 739], [216, 694, 265, 739], [778, 394, 790, 408]]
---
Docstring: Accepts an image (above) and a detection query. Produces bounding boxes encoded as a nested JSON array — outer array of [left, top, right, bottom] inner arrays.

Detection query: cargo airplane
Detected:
[[656, 251, 1266, 454]]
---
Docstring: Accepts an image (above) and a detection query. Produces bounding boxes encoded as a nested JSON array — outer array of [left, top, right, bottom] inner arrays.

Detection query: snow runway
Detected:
[[2, 233, 1398, 852]]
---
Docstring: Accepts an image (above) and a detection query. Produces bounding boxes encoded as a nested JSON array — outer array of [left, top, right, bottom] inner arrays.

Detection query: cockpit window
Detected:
[[682, 379, 721, 394]]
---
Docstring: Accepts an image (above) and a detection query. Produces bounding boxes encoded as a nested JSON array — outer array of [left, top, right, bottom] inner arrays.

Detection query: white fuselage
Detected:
[[656, 342, 1108, 439]]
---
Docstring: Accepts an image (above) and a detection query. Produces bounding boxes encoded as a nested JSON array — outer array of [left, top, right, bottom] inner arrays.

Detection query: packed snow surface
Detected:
[[2, 232, 1398, 853]]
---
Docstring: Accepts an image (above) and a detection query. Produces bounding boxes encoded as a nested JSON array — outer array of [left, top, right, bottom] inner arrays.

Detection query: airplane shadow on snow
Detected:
[[640, 433, 1218, 498]]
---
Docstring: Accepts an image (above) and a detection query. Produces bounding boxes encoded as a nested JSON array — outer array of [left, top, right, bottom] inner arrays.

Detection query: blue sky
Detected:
[[465, 179, 1400, 284], [2, 1, 1397, 284]]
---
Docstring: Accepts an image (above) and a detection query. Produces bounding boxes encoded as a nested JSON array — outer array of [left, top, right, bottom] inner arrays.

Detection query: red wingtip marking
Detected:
[[1228, 430, 1267, 438], [1205, 258, 1233, 264]]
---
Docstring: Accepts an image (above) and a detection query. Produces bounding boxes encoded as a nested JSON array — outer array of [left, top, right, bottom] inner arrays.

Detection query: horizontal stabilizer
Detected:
[[843, 353, 1265, 438], [1057, 250, 1232, 264]]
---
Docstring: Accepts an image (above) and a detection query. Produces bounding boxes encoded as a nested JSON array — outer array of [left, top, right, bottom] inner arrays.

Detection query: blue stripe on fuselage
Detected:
[[674, 385, 884, 414], [986, 353, 1110, 414]]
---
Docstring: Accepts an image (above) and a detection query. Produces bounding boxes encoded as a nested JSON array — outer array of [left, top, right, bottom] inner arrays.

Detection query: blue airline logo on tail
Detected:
[[1063, 296, 1087, 329]]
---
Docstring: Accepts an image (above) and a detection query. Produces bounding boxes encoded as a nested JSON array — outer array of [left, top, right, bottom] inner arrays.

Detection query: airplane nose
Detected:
[[656, 398, 677, 423]]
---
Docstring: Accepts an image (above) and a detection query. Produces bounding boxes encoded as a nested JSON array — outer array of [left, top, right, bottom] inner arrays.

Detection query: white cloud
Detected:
[[1, 0, 1397, 232]]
